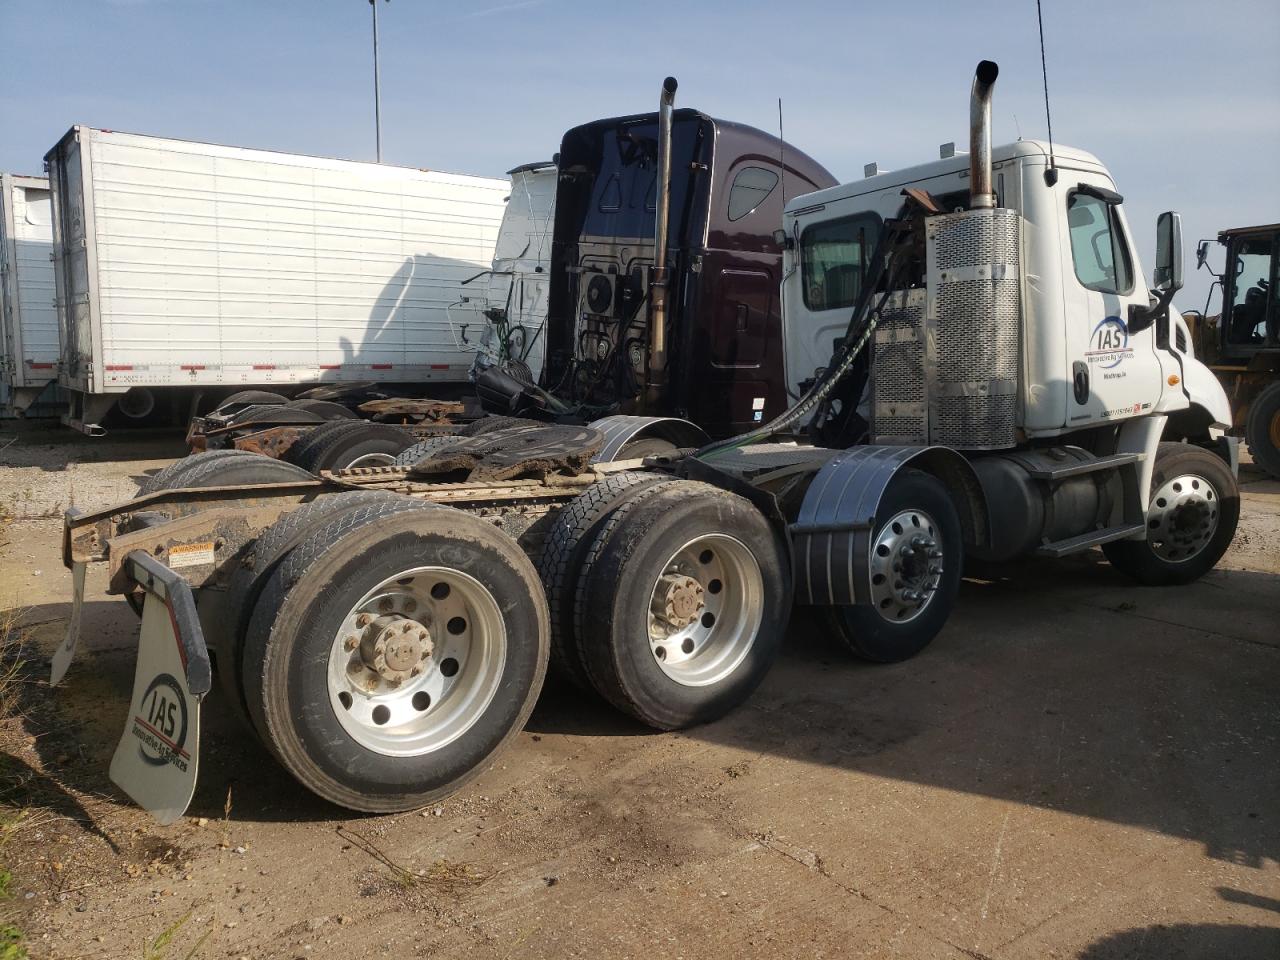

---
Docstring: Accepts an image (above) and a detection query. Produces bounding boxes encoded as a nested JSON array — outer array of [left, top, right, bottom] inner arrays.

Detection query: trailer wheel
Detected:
[[242, 505, 548, 812], [1102, 442, 1239, 585], [822, 469, 962, 663], [138, 449, 312, 496], [457, 415, 540, 437], [216, 491, 434, 737], [1245, 381, 1280, 479], [219, 390, 289, 410], [285, 420, 415, 472], [393, 435, 463, 466], [130, 451, 315, 616], [537, 471, 673, 690], [575, 481, 788, 729], [228, 404, 325, 427], [287, 399, 357, 420]]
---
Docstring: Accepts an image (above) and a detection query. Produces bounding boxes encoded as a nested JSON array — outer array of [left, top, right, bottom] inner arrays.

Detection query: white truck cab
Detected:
[[782, 140, 1231, 444]]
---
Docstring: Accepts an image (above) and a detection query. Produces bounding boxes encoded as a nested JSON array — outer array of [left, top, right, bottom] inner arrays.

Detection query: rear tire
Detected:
[[1102, 442, 1239, 585], [219, 390, 289, 410], [575, 480, 788, 729], [1245, 381, 1280, 479], [287, 399, 357, 421], [536, 472, 672, 690], [242, 506, 548, 812], [822, 469, 962, 663], [215, 492, 434, 737], [393, 435, 463, 466], [285, 420, 415, 472]]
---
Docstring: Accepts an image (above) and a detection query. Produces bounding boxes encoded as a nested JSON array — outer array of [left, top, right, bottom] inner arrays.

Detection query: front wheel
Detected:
[[1245, 380, 1280, 479], [822, 469, 963, 663], [1102, 442, 1239, 585]]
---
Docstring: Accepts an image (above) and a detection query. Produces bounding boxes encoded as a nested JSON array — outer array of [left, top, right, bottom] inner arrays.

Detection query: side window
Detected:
[[800, 214, 880, 311], [727, 166, 779, 222], [1066, 192, 1133, 294]]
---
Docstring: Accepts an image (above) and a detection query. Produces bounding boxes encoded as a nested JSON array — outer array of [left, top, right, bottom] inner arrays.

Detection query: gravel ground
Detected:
[[0, 425, 1277, 960]]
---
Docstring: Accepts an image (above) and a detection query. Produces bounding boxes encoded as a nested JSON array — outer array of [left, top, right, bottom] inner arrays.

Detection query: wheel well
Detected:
[[909, 449, 990, 552], [1162, 403, 1216, 443]]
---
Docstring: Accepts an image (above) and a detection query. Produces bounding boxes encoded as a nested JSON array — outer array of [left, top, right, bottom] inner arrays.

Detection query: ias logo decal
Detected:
[[131, 673, 190, 772], [1087, 316, 1132, 369]]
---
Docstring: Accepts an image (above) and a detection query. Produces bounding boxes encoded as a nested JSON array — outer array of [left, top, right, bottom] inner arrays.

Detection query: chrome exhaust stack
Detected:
[[969, 60, 999, 210], [646, 76, 678, 406]]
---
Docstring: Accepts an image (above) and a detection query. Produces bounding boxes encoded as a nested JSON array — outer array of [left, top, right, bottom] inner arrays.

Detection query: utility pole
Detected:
[[370, 0, 387, 162]]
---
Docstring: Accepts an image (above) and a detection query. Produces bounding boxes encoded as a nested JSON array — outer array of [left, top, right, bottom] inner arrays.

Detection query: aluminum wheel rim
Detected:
[[326, 566, 507, 757], [869, 509, 944, 623], [345, 451, 399, 469], [645, 534, 763, 687], [1146, 473, 1219, 563]]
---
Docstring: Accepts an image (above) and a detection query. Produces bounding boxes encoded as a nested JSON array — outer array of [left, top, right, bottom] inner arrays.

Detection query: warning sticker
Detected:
[[167, 542, 216, 569]]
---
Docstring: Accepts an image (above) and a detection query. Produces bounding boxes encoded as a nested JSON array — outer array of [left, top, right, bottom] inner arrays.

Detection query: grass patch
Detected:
[[140, 911, 211, 960]]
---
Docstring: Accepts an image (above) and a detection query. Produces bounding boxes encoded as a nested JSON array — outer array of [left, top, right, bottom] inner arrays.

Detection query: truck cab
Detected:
[[781, 140, 1230, 446], [542, 108, 835, 437]]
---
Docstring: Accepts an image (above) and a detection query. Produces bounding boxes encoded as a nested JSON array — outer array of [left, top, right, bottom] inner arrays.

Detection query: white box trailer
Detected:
[[45, 126, 508, 433], [1, 174, 60, 416]]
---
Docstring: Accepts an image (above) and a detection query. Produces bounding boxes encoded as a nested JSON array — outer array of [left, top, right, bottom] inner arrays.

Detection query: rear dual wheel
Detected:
[[242, 503, 548, 812], [284, 420, 416, 472], [570, 480, 789, 729]]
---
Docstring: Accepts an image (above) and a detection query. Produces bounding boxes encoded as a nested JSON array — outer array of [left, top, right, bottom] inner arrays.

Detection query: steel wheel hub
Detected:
[[327, 566, 506, 757], [869, 509, 943, 623], [645, 534, 763, 688], [1147, 473, 1219, 562], [345, 452, 400, 469]]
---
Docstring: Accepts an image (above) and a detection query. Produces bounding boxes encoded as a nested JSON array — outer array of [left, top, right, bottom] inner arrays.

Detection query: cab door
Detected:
[[1058, 175, 1165, 426]]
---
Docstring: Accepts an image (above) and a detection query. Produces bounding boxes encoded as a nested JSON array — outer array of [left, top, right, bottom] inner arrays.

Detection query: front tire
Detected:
[[822, 469, 963, 663], [1245, 381, 1280, 479], [242, 505, 548, 812], [1102, 442, 1239, 585]]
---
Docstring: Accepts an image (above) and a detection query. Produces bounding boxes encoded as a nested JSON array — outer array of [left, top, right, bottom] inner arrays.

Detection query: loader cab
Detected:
[[781, 140, 1183, 443], [1205, 225, 1280, 357], [543, 109, 834, 437]]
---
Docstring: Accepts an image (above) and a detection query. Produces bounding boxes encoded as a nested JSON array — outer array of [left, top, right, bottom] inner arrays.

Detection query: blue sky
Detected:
[[2, 0, 1277, 310]]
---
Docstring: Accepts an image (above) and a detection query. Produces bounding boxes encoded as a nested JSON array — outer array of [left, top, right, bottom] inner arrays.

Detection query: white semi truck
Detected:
[[54, 64, 1239, 824], [0, 174, 59, 416], [45, 126, 510, 434]]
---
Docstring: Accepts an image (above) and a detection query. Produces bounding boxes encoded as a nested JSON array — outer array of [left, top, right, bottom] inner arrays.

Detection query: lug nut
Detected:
[[356, 613, 373, 627], [343, 635, 359, 651]]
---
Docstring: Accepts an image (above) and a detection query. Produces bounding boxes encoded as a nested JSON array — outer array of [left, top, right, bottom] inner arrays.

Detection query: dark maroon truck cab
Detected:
[[544, 109, 835, 438]]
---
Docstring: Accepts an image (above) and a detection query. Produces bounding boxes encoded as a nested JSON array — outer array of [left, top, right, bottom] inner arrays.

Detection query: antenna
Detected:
[[777, 98, 787, 206], [1036, 0, 1058, 185]]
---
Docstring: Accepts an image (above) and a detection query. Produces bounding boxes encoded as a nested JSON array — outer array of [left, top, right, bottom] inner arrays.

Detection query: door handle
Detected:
[[736, 303, 749, 332], [1072, 361, 1089, 404]]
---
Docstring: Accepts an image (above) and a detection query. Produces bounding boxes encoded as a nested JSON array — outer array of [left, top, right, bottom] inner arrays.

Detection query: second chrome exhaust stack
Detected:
[[646, 76, 678, 406], [969, 60, 999, 209]]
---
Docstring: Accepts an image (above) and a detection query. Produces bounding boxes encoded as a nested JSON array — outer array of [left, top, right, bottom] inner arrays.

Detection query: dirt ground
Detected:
[[0, 423, 1277, 960]]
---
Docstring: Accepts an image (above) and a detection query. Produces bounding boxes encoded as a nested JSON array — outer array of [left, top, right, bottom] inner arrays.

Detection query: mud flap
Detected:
[[49, 560, 87, 687], [108, 552, 212, 826]]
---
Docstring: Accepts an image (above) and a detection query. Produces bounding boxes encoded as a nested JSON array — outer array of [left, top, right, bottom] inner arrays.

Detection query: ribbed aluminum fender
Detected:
[[790, 445, 982, 606], [588, 415, 710, 464]]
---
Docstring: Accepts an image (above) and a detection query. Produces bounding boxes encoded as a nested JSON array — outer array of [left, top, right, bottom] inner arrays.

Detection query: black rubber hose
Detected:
[[695, 223, 909, 460]]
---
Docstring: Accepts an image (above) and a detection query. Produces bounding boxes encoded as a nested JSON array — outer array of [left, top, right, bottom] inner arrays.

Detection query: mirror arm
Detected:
[[1128, 287, 1176, 332]]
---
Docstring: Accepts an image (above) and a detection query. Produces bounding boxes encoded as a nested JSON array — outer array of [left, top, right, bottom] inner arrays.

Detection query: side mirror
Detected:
[[1196, 239, 1209, 270], [1154, 211, 1183, 294], [772, 228, 794, 250]]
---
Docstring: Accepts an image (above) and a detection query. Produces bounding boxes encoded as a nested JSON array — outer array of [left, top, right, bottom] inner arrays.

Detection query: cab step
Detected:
[[1035, 521, 1147, 558]]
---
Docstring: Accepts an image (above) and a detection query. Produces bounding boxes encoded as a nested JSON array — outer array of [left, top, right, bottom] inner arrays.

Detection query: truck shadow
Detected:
[[1076, 922, 1280, 958]]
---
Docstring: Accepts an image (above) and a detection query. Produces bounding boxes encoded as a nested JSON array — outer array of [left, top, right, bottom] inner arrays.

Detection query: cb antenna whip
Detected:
[[1036, 0, 1058, 185]]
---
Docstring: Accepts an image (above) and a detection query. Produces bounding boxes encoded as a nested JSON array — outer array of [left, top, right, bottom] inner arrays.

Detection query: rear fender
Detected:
[[790, 445, 986, 606], [588, 415, 710, 463]]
